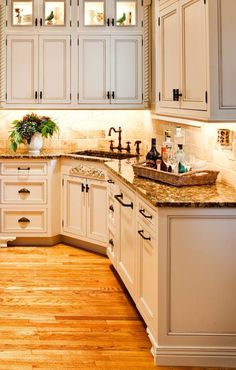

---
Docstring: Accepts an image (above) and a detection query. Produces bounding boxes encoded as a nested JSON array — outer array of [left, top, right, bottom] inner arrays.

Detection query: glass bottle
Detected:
[[160, 146, 168, 172], [146, 138, 160, 169], [176, 144, 186, 173]]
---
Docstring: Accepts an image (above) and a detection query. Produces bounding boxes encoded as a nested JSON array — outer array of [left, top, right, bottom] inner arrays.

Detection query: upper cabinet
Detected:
[[78, 0, 142, 33], [78, 35, 143, 104], [6, 0, 71, 31], [154, 0, 236, 121], [1, 0, 148, 108]]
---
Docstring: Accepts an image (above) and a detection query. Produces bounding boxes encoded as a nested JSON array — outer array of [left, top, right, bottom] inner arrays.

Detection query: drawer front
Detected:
[[1, 162, 47, 176], [137, 198, 156, 231], [1, 209, 47, 234], [1, 180, 47, 204]]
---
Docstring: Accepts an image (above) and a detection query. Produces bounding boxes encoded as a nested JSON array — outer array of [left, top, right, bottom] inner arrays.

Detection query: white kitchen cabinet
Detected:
[[155, 0, 236, 120], [113, 178, 137, 300], [0, 159, 60, 238], [158, 0, 207, 111], [78, 35, 143, 104], [62, 174, 107, 245], [78, 0, 143, 33], [6, 35, 38, 104], [6, 34, 71, 105], [6, 0, 71, 31]]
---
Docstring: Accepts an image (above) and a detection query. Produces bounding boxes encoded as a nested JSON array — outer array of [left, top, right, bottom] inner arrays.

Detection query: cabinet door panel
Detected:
[[117, 186, 136, 299], [86, 179, 107, 243], [137, 221, 157, 336], [63, 176, 86, 237], [111, 35, 142, 104], [78, 36, 110, 103], [6, 35, 38, 104], [159, 3, 180, 108], [39, 35, 71, 103], [180, 0, 207, 110]]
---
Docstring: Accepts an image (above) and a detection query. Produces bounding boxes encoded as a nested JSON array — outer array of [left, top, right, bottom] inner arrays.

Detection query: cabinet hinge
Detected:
[[70, 0, 72, 5], [141, 0, 143, 6], [77, 20, 79, 27], [70, 93, 72, 101], [6, 20, 7, 27], [141, 20, 143, 27], [204, 0, 206, 4], [5, 0, 7, 6], [158, 92, 161, 101], [77, 0, 79, 5], [62, 219, 64, 227], [62, 178, 64, 186], [205, 90, 208, 104], [5, 92, 7, 101], [5, 38, 7, 46], [70, 20, 72, 27], [77, 93, 79, 101], [158, 17, 160, 26]]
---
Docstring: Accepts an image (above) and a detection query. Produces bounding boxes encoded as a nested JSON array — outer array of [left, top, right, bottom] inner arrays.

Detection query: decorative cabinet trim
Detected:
[[143, 0, 151, 106], [0, 1, 5, 103], [70, 163, 106, 180]]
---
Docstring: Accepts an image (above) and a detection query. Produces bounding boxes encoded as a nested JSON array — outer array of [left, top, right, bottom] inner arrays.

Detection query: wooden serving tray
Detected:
[[133, 161, 219, 187]]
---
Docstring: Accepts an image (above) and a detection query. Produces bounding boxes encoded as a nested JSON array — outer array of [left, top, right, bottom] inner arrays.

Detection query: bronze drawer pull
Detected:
[[109, 239, 114, 247], [138, 229, 151, 241], [139, 209, 152, 219], [18, 188, 30, 194], [109, 204, 114, 212], [18, 217, 30, 223], [114, 194, 133, 209], [18, 167, 30, 171]]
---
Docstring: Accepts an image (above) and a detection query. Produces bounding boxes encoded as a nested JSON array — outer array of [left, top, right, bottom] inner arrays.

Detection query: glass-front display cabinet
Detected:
[[79, 0, 141, 32], [7, 0, 70, 30]]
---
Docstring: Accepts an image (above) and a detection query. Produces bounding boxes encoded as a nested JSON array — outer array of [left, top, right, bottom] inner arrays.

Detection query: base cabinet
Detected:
[[106, 169, 236, 368], [62, 174, 107, 246], [0, 159, 60, 237]]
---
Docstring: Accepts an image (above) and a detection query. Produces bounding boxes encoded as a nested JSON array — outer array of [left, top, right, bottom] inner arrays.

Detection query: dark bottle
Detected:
[[160, 146, 168, 172], [146, 138, 160, 169]]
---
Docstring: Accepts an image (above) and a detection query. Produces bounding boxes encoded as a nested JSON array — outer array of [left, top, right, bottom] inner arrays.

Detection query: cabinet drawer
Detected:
[[137, 198, 157, 232], [1, 180, 47, 204], [1, 162, 47, 176], [1, 209, 47, 234]]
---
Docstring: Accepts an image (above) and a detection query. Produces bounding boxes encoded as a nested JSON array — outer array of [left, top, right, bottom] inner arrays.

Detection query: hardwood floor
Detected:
[[0, 244, 223, 370]]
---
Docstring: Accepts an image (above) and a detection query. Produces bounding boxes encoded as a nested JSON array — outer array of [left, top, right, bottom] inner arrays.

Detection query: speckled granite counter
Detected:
[[105, 158, 236, 208], [0, 149, 108, 162]]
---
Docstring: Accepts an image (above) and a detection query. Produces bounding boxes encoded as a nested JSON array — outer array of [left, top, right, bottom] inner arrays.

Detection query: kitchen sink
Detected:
[[69, 150, 138, 159]]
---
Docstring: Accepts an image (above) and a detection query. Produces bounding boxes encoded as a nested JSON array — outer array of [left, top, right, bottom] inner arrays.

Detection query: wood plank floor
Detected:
[[0, 243, 224, 370]]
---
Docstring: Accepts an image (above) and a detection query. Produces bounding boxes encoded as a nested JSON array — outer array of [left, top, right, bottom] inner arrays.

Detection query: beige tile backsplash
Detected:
[[1, 109, 236, 187]]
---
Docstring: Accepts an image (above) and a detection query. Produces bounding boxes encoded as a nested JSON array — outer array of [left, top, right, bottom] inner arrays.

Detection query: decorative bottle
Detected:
[[146, 138, 160, 169]]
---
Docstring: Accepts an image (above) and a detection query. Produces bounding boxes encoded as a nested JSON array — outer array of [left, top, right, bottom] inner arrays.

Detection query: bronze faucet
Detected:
[[108, 126, 128, 152]]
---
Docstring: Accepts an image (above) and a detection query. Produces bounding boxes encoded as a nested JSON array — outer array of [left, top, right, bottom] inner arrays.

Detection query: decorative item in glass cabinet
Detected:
[[116, 1, 136, 26], [12, 1, 33, 26], [9, 113, 59, 154], [84, 1, 104, 26], [44, 1, 65, 25]]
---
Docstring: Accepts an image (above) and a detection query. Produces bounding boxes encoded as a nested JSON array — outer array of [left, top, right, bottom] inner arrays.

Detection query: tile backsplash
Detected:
[[1, 109, 236, 187]]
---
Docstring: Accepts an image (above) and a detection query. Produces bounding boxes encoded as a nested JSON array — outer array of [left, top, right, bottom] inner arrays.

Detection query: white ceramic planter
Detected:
[[28, 133, 43, 155]]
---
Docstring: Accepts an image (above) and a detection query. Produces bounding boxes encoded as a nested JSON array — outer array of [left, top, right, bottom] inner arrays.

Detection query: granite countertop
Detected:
[[0, 149, 108, 162], [1, 149, 236, 207], [104, 158, 236, 208]]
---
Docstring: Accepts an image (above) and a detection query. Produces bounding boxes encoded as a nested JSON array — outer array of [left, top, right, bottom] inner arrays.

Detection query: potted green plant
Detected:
[[9, 113, 59, 154]]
